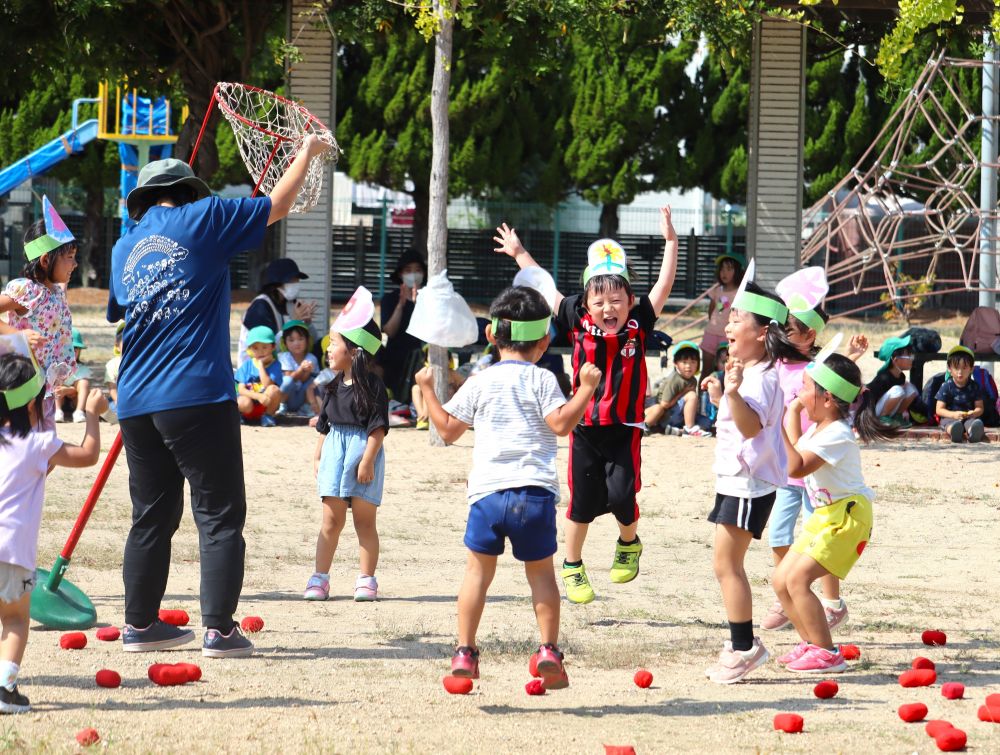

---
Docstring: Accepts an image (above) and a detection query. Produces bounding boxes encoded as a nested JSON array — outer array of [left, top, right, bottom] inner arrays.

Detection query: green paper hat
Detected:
[[72, 328, 86, 349], [583, 238, 629, 284], [332, 287, 382, 356], [0, 333, 44, 410], [491, 315, 551, 343], [731, 259, 788, 324], [672, 340, 701, 358], [245, 325, 276, 351], [24, 196, 76, 261], [776, 266, 829, 334], [877, 334, 912, 370], [806, 333, 860, 403]]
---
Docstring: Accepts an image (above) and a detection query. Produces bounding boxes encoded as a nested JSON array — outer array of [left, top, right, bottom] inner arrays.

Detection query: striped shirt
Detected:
[[444, 361, 567, 503], [556, 294, 656, 426]]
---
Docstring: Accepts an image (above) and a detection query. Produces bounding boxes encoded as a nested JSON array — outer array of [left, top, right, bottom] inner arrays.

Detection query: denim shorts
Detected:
[[317, 423, 385, 505], [768, 485, 813, 548], [280, 375, 314, 411], [464, 487, 557, 562]]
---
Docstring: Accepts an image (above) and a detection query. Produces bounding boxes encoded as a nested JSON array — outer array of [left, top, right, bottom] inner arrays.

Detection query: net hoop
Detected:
[[193, 82, 341, 214]]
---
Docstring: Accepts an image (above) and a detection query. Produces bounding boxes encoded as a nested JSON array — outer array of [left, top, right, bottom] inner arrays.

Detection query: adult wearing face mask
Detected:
[[378, 248, 428, 400], [238, 258, 318, 365]]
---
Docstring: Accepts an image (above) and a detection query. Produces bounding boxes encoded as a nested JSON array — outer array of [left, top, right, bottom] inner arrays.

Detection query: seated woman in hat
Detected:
[[239, 257, 320, 366], [377, 248, 428, 400]]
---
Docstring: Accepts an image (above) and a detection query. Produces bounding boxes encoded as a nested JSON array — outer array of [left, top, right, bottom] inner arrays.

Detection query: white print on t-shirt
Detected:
[[122, 235, 191, 330]]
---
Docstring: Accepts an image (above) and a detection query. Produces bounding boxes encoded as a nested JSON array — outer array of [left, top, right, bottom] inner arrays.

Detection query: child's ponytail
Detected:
[[348, 348, 380, 421], [820, 353, 899, 443], [0, 354, 45, 445]]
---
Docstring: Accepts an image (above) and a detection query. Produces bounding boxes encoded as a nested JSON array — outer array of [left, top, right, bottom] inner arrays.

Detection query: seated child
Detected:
[[699, 341, 728, 428], [411, 349, 466, 430], [53, 328, 91, 423], [935, 345, 986, 443], [415, 285, 602, 689], [278, 319, 321, 417], [643, 340, 710, 436], [103, 321, 125, 424], [866, 335, 922, 427], [234, 325, 283, 427]]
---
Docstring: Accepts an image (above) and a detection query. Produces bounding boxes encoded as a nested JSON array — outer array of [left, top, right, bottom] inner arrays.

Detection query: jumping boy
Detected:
[[493, 207, 678, 603], [416, 286, 601, 687]]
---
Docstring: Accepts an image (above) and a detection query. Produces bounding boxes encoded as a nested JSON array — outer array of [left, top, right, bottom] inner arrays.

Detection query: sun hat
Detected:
[[71, 328, 86, 349], [245, 325, 276, 351], [263, 258, 310, 286], [714, 252, 746, 268], [390, 248, 428, 285], [281, 319, 314, 352], [947, 344, 975, 361], [672, 340, 701, 358], [125, 158, 212, 220], [876, 334, 913, 370], [716, 340, 730, 354]]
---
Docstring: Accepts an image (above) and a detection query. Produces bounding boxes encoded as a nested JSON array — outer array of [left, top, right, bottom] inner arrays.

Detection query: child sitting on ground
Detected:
[[699, 341, 728, 429], [416, 285, 601, 689], [866, 335, 922, 427], [935, 345, 986, 443], [103, 321, 125, 424], [53, 328, 91, 423], [411, 349, 465, 430], [234, 325, 283, 427], [644, 340, 711, 436], [277, 319, 321, 417], [0, 349, 107, 714]]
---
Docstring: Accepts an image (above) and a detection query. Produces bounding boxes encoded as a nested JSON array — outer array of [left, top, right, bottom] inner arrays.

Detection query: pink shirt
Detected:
[[714, 362, 787, 496], [775, 359, 814, 487], [0, 428, 64, 570]]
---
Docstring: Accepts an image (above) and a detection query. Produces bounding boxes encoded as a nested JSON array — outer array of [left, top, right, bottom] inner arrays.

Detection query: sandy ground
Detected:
[[6, 302, 1000, 753]]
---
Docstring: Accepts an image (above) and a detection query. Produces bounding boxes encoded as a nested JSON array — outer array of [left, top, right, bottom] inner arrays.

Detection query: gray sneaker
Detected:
[[122, 620, 195, 652], [969, 418, 986, 442], [202, 625, 254, 658]]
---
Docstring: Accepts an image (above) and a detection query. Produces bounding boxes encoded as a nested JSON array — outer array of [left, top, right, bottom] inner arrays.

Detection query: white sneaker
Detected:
[[354, 575, 378, 602], [72, 409, 87, 423], [53, 409, 66, 423]]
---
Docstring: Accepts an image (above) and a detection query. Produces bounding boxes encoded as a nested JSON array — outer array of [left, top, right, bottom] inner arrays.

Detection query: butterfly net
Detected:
[[214, 82, 340, 213]]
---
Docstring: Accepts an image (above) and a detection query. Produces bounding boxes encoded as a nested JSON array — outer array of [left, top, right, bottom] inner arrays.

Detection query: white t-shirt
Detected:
[[798, 420, 875, 507], [0, 429, 64, 569], [443, 360, 566, 503], [278, 351, 320, 376]]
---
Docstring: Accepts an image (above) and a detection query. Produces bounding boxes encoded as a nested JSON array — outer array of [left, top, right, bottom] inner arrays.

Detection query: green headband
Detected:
[[492, 316, 551, 342], [733, 291, 788, 324], [583, 264, 630, 285], [807, 361, 861, 403], [790, 307, 825, 334], [341, 327, 382, 356], [1, 369, 44, 410], [24, 234, 65, 261]]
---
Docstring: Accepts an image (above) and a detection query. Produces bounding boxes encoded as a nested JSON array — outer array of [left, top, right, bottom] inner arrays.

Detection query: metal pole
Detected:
[[980, 35, 998, 309], [725, 204, 734, 256], [379, 196, 388, 298]]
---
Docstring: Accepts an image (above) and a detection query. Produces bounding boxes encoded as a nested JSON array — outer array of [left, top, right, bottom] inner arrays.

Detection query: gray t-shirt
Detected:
[[444, 360, 566, 503]]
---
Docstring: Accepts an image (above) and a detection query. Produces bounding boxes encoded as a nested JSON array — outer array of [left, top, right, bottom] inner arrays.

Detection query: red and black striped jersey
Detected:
[[557, 294, 656, 426]]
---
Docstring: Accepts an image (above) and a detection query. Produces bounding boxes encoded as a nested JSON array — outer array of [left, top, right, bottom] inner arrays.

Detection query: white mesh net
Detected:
[[214, 82, 341, 214]]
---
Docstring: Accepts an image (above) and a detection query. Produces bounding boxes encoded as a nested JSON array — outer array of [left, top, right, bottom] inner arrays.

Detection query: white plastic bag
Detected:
[[405, 269, 479, 348]]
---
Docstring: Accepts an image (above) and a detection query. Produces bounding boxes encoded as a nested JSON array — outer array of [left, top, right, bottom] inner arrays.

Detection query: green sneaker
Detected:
[[610, 539, 643, 583], [561, 563, 596, 604]]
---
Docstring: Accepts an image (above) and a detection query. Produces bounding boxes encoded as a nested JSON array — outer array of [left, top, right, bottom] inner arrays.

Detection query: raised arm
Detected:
[[493, 224, 564, 311], [647, 206, 679, 315], [267, 134, 333, 226]]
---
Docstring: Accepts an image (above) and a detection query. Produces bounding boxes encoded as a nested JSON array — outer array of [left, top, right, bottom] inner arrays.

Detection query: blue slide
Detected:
[[0, 119, 99, 197]]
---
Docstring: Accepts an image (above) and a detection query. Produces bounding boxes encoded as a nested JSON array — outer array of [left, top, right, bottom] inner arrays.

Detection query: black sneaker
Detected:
[[122, 620, 195, 652], [0, 685, 30, 714], [202, 625, 254, 658]]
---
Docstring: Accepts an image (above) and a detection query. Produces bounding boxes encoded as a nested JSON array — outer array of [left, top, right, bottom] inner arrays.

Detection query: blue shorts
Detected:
[[464, 487, 557, 562], [667, 397, 712, 430], [767, 484, 813, 548], [317, 423, 385, 505], [280, 375, 314, 411]]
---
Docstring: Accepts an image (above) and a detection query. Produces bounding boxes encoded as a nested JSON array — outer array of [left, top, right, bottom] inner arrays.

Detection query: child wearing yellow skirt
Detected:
[[773, 337, 897, 673]]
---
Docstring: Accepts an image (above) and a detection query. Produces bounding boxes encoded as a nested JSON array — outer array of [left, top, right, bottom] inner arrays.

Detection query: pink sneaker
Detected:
[[824, 600, 849, 630], [354, 575, 378, 602], [708, 638, 769, 684], [533, 644, 569, 690], [302, 574, 329, 601], [785, 644, 847, 673], [777, 642, 810, 665], [705, 641, 733, 678], [451, 646, 480, 679], [761, 599, 791, 630]]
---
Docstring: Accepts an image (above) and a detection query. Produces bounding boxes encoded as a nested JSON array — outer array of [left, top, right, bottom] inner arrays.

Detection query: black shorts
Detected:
[[708, 492, 777, 540], [567, 425, 642, 526]]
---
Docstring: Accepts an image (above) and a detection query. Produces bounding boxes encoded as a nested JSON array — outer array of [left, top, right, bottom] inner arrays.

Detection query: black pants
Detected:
[[120, 401, 246, 630]]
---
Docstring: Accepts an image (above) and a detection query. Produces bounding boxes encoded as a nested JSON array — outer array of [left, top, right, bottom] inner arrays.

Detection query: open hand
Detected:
[[659, 206, 677, 244], [578, 362, 602, 392], [846, 333, 868, 361], [493, 223, 527, 258]]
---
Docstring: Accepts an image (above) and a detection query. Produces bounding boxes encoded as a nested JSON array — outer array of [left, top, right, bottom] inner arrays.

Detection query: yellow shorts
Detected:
[[791, 495, 872, 580]]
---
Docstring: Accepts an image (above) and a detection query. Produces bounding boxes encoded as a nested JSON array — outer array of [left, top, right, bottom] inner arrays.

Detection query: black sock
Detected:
[[729, 620, 754, 652], [618, 536, 640, 546], [563, 559, 583, 568]]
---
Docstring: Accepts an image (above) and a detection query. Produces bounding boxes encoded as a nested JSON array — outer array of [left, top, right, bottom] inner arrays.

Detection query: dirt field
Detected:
[[6, 300, 1000, 753]]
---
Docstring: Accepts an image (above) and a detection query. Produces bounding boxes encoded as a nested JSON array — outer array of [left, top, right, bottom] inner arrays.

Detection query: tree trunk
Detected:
[[80, 185, 104, 288], [599, 202, 620, 238], [426, 0, 456, 448]]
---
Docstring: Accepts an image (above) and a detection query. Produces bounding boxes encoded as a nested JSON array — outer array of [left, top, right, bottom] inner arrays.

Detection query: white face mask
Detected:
[[402, 272, 423, 289], [280, 283, 300, 301]]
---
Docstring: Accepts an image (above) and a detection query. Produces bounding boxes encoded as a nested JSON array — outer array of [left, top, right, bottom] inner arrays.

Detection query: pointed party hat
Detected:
[[583, 238, 629, 284], [332, 286, 382, 355], [776, 266, 829, 333], [731, 259, 788, 323], [806, 333, 860, 403], [24, 196, 76, 261]]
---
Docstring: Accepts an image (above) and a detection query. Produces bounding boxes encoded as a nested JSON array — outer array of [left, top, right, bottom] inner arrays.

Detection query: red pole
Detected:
[[189, 84, 220, 167], [59, 432, 123, 560]]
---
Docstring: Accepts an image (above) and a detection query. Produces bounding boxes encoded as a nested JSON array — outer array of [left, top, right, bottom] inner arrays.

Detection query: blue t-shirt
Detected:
[[107, 196, 271, 419], [935, 378, 983, 412], [234, 357, 284, 388], [278, 351, 319, 385]]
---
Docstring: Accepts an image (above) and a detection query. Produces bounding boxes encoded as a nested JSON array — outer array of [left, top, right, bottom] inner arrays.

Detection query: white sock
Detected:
[[820, 597, 844, 610], [313, 572, 329, 580], [0, 660, 19, 691]]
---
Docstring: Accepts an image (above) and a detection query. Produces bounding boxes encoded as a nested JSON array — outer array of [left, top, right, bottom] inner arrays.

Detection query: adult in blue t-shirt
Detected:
[[106, 135, 331, 659]]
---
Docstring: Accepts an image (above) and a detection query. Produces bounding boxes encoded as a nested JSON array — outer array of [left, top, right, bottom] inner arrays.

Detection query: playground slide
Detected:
[[0, 119, 99, 197]]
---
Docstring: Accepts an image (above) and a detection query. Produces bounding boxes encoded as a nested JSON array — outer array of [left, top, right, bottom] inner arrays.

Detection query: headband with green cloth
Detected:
[[731, 259, 789, 323], [24, 196, 76, 261], [491, 316, 551, 342], [333, 286, 383, 356], [806, 333, 861, 403]]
